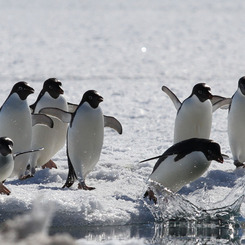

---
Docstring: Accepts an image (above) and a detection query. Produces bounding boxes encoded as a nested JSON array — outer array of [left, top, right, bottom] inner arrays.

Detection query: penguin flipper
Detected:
[[104, 115, 123, 134], [67, 102, 78, 113], [161, 86, 181, 110], [32, 114, 54, 128], [14, 147, 44, 159], [62, 155, 77, 188], [212, 97, 231, 112], [39, 107, 72, 123]]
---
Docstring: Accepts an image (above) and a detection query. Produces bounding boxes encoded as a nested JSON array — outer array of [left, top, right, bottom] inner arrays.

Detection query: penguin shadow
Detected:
[[7, 168, 62, 187], [178, 169, 239, 195]]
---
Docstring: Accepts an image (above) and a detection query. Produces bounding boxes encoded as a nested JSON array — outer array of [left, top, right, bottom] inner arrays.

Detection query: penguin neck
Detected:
[[2, 93, 28, 111], [184, 95, 212, 110], [237, 88, 245, 98], [70, 102, 102, 128], [33, 92, 67, 113]]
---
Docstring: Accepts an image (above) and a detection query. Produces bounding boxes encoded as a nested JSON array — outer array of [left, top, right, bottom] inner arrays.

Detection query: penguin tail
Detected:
[[62, 155, 77, 188]]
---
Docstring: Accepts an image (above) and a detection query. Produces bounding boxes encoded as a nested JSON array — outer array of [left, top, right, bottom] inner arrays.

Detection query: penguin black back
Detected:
[[152, 138, 223, 173]]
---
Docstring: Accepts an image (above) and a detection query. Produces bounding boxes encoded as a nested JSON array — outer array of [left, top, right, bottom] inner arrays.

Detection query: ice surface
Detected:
[[0, 0, 245, 244]]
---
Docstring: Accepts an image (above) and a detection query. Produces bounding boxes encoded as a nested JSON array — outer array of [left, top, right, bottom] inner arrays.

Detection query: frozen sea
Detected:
[[1, 0, 245, 244]]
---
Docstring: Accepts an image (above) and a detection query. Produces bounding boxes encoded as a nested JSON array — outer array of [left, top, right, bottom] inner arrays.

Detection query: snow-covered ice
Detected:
[[1, 0, 245, 244]]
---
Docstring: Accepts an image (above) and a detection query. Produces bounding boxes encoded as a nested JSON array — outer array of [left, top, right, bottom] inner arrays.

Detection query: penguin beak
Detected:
[[98, 95, 104, 102], [216, 155, 224, 163], [29, 87, 35, 94], [58, 85, 64, 95], [208, 91, 213, 100], [25, 86, 34, 95]]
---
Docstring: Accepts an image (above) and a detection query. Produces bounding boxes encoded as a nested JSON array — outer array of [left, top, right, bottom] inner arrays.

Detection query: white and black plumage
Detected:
[[0, 137, 14, 195], [29, 78, 68, 176], [228, 76, 245, 167], [142, 138, 224, 203], [0, 137, 43, 195], [63, 90, 105, 190], [0, 82, 34, 179], [162, 83, 230, 144]]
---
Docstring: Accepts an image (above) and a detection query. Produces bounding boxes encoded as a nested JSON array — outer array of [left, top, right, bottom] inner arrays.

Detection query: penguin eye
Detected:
[[208, 149, 212, 155], [198, 90, 203, 95], [89, 96, 93, 100], [49, 85, 53, 90], [18, 86, 23, 91]]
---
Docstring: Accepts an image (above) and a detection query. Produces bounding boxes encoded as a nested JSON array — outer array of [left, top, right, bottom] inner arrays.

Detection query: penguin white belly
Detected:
[[228, 92, 245, 162], [174, 96, 212, 144], [149, 152, 210, 193], [30, 94, 68, 168], [31, 117, 68, 166], [68, 103, 104, 181], [0, 95, 32, 177], [0, 155, 14, 182]]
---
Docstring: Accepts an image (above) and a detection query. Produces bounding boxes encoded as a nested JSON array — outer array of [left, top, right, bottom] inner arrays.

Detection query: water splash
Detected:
[[144, 175, 245, 223]]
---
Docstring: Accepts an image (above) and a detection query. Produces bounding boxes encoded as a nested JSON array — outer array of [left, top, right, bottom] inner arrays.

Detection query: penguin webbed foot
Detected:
[[19, 174, 34, 180], [234, 160, 245, 168], [0, 182, 11, 195], [78, 182, 95, 191], [144, 188, 157, 204], [42, 159, 57, 169]]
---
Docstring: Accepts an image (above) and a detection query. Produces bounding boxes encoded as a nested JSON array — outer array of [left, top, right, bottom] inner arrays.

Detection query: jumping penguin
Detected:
[[141, 138, 224, 204], [228, 76, 245, 167], [162, 83, 231, 144]]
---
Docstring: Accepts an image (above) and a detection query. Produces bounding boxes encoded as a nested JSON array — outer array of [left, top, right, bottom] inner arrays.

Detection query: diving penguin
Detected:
[[141, 138, 224, 204]]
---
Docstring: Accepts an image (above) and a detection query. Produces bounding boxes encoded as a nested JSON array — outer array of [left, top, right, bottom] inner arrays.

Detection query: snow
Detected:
[[0, 0, 245, 244]]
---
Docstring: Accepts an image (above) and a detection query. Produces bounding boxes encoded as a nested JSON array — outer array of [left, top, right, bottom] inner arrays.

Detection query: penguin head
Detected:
[[11, 82, 34, 100], [43, 78, 64, 99], [204, 141, 223, 163], [191, 83, 213, 102], [238, 77, 245, 95], [81, 90, 103, 109], [0, 137, 13, 156]]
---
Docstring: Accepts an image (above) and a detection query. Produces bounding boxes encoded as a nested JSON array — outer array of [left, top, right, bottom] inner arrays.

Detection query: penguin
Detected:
[[0, 137, 14, 195], [162, 83, 231, 144], [228, 76, 245, 167], [28, 78, 68, 176], [141, 138, 224, 204], [62, 90, 105, 190], [0, 137, 43, 195], [0, 82, 35, 179]]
